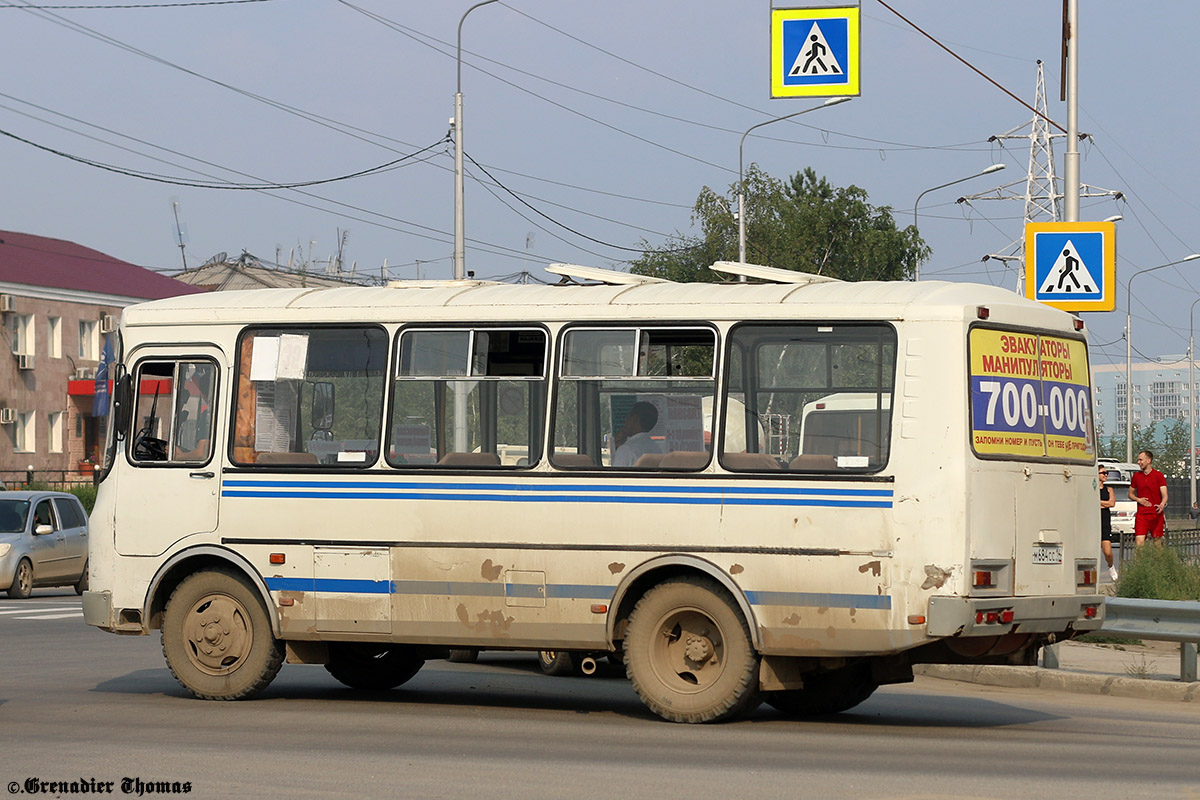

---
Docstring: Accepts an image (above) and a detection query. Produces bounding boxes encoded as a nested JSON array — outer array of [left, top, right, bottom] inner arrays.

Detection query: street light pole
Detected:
[[453, 0, 499, 281], [1125, 254, 1200, 462], [737, 97, 851, 276], [912, 164, 1006, 280], [1189, 296, 1200, 506]]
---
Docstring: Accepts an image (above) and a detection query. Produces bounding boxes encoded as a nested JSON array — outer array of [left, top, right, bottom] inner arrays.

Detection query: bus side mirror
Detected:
[[311, 381, 335, 431], [113, 372, 133, 437]]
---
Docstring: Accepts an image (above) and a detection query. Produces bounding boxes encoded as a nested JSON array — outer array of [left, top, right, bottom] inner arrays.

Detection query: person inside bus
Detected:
[[613, 402, 664, 467]]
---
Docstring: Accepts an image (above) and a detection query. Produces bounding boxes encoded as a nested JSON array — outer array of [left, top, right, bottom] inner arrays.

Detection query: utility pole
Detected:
[[171, 200, 188, 271]]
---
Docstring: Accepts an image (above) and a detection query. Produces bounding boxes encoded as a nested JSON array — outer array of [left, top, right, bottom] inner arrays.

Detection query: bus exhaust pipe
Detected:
[[580, 656, 598, 675]]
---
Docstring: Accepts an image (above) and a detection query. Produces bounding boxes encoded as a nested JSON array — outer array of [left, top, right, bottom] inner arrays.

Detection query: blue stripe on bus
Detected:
[[262, 577, 886, 610], [224, 489, 891, 508], [744, 590, 892, 610], [222, 479, 894, 498]]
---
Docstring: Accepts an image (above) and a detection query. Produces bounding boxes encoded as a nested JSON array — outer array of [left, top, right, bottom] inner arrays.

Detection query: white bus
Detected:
[[83, 262, 1104, 723]]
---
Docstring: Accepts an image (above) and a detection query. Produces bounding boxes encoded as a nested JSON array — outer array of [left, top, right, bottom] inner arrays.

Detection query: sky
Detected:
[[2, 0, 1198, 378]]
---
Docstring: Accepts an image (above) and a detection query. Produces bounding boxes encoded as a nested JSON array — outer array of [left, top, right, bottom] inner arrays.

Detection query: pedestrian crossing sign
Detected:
[[771, 6, 860, 98], [1024, 221, 1117, 312]]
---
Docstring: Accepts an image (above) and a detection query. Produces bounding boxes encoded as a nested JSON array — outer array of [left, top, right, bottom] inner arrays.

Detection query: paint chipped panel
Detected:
[[455, 603, 515, 636], [921, 564, 954, 590], [858, 560, 881, 577], [608, 562, 626, 575], [480, 558, 503, 581]]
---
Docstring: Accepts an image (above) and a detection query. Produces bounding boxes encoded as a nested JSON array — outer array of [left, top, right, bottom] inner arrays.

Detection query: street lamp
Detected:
[[1125, 254, 1200, 462], [736, 97, 851, 275], [912, 163, 1006, 280], [453, 0, 500, 281]]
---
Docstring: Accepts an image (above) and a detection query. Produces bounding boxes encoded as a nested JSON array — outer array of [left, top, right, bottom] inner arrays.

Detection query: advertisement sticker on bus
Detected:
[[968, 328, 1093, 461]]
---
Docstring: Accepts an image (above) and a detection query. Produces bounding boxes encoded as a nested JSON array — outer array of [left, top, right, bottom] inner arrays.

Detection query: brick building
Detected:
[[0, 230, 203, 484]]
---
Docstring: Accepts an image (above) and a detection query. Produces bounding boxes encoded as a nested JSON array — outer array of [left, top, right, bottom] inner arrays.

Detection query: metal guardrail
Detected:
[[1097, 597, 1200, 682]]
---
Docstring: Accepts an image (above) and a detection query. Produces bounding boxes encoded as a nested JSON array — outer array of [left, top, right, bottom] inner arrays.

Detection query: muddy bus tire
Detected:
[[161, 568, 284, 700], [325, 643, 425, 690], [624, 576, 760, 724], [763, 663, 878, 716]]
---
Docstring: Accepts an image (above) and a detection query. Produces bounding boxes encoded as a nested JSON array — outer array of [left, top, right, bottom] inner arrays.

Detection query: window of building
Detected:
[[552, 327, 715, 470], [390, 327, 548, 468], [15, 411, 35, 453], [49, 412, 63, 453], [11, 314, 33, 355], [79, 320, 99, 361], [232, 327, 387, 467], [48, 317, 62, 359]]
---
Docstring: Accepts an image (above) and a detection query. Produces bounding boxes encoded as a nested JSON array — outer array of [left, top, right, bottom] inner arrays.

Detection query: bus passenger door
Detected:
[[114, 349, 224, 557]]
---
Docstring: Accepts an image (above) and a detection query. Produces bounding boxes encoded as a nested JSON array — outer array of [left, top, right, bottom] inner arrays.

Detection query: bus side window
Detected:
[[129, 359, 218, 466], [389, 328, 547, 469], [231, 327, 387, 467], [720, 323, 896, 473], [552, 327, 715, 471]]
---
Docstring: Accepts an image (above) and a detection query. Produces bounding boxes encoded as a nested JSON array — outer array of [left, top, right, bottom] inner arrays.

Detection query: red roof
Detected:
[[0, 230, 206, 300]]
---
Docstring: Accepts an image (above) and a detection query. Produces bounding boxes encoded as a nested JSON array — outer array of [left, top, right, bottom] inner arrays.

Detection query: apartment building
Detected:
[[0, 230, 203, 482]]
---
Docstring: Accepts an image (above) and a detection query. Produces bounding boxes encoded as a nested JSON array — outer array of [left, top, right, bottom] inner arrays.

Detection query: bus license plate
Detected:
[[1031, 545, 1063, 564]]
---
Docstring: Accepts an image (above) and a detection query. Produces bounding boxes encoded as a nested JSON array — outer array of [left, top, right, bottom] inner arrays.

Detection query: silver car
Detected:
[[0, 491, 89, 599]]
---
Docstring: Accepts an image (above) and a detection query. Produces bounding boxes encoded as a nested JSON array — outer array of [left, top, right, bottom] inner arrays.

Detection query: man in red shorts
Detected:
[[1128, 449, 1167, 545]]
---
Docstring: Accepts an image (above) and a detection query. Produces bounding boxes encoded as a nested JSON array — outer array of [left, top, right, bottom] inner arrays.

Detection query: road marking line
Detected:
[[0, 606, 79, 615], [13, 612, 84, 620]]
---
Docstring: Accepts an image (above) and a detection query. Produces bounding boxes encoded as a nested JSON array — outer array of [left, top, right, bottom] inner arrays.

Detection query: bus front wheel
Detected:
[[624, 576, 760, 723], [161, 568, 284, 700], [325, 643, 424, 690]]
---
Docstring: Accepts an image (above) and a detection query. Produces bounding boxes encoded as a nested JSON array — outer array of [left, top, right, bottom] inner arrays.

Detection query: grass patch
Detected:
[[1074, 633, 1143, 646], [1117, 544, 1200, 601], [68, 484, 97, 515]]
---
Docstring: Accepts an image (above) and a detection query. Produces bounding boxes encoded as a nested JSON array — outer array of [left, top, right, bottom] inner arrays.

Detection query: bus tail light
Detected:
[[1083, 604, 1098, 619], [973, 570, 995, 589], [975, 607, 1014, 626], [1076, 560, 1098, 590], [977, 306, 990, 320]]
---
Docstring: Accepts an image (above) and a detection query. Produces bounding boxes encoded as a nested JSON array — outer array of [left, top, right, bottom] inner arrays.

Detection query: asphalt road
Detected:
[[2, 590, 1198, 799]]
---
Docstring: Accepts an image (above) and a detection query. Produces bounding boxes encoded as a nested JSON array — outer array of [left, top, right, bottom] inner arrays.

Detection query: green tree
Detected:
[[630, 165, 930, 282]]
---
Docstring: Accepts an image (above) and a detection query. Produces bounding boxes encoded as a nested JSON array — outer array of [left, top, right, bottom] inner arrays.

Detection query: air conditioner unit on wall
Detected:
[[100, 314, 116, 334], [74, 367, 94, 380], [17, 354, 34, 370], [0, 295, 12, 313], [0, 408, 14, 425]]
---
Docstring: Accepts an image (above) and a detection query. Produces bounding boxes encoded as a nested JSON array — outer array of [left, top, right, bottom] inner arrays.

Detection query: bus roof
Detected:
[[123, 276, 1078, 331]]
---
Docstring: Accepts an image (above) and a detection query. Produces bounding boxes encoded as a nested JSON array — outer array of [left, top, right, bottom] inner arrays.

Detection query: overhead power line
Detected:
[[0, 126, 449, 189]]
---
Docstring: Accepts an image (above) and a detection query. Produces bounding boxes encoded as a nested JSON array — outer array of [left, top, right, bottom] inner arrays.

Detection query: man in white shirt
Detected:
[[613, 402, 664, 467]]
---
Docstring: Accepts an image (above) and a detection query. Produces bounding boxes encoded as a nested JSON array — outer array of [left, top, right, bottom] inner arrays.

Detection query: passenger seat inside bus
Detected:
[[255, 452, 320, 465], [788, 454, 838, 471], [436, 452, 502, 467]]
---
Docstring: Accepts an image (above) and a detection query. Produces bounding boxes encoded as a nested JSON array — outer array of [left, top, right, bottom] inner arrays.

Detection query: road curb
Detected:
[[913, 664, 1200, 703]]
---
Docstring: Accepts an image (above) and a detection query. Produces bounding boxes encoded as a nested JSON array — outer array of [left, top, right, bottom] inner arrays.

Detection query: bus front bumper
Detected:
[[927, 594, 1104, 638], [82, 590, 145, 635]]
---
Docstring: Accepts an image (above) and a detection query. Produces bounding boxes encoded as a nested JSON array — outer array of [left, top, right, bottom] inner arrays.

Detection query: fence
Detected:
[[1115, 527, 1200, 568], [0, 469, 98, 490]]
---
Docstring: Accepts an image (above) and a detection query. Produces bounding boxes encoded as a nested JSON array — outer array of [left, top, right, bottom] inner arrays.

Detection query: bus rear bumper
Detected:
[[927, 594, 1104, 638], [82, 590, 146, 635]]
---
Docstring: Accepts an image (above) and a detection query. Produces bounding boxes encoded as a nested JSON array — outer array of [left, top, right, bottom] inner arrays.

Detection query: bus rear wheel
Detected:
[[538, 650, 576, 676], [763, 663, 878, 716], [624, 576, 760, 723], [325, 643, 424, 690], [161, 568, 283, 700]]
